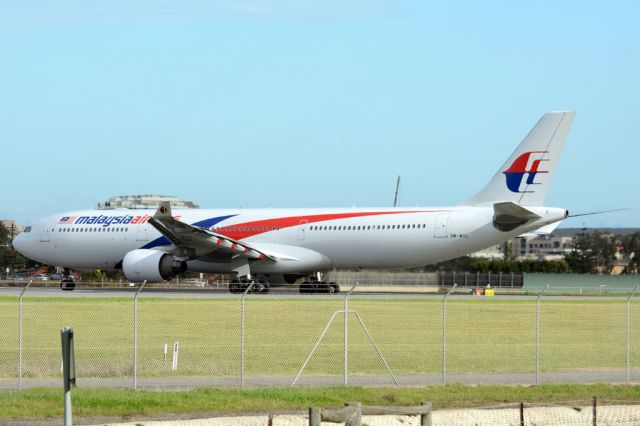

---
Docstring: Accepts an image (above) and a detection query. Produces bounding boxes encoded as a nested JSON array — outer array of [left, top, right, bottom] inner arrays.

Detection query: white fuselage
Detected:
[[13, 206, 567, 275]]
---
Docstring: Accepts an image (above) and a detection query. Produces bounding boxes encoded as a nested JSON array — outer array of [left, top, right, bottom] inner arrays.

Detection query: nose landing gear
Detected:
[[60, 268, 76, 291]]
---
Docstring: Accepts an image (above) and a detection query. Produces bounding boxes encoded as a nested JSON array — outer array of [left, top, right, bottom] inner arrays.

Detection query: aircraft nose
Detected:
[[12, 232, 29, 257]]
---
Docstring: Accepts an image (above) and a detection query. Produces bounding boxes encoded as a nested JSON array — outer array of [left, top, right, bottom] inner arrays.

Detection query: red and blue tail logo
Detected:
[[503, 151, 549, 193]]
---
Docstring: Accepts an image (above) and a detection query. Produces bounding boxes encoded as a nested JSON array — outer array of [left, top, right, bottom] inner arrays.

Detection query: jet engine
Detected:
[[122, 249, 186, 282]]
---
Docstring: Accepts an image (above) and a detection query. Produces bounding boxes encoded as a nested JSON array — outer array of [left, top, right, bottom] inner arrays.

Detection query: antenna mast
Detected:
[[393, 176, 401, 207]]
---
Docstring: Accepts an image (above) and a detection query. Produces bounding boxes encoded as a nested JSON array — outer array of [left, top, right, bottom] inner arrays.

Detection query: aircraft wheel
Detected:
[[61, 280, 75, 291], [318, 283, 331, 293], [229, 281, 241, 293], [251, 279, 270, 293], [329, 282, 340, 293]]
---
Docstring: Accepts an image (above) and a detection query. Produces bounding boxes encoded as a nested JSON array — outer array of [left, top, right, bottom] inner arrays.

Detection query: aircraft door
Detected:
[[39, 225, 50, 242], [434, 213, 449, 238], [297, 219, 308, 240]]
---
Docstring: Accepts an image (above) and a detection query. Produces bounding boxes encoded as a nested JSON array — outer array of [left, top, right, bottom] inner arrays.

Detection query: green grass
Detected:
[[0, 297, 639, 380], [2, 385, 640, 420]]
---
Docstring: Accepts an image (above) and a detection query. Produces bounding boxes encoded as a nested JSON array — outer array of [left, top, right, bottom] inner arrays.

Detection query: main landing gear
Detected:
[[60, 268, 76, 291], [299, 282, 340, 294], [228, 278, 270, 294]]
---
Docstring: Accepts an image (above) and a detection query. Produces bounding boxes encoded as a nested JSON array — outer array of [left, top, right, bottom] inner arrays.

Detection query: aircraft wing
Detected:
[[148, 202, 275, 261]]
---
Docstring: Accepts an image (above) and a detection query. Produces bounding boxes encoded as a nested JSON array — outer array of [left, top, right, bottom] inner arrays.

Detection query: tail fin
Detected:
[[466, 111, 575, 207]]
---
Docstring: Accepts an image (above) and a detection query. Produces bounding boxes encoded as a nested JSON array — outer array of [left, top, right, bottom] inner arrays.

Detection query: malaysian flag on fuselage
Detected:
[[58, 216, 76, 224]]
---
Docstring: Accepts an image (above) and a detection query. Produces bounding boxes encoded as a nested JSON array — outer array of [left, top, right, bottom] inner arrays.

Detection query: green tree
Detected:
[[0, 223, 10, 274], [622, 231, 640, 274], [0, 223, 37, 274], [565, 231, 618, 274], [424, 255, 570, 274]]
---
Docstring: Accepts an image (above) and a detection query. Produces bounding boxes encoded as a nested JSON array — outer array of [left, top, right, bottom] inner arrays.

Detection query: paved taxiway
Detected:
[[0, 285, 631, 301]]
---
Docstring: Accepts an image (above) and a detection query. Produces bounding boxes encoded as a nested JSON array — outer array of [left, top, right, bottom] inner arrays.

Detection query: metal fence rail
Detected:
[[0, 284, 639, 390]]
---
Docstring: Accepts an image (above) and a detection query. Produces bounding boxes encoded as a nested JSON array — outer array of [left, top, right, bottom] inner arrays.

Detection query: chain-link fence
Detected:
[[1, 283, 639, 390]]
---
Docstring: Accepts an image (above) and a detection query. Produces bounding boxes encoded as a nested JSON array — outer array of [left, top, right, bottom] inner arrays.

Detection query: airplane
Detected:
[[13, 111, 575, 293]]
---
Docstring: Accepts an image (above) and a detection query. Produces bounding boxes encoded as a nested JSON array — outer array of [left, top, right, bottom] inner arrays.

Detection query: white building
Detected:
[[98, 195, 199, 210], [510, 235, 573, 260], [469, 235, 574, 261], [469, 244, 505, 259]]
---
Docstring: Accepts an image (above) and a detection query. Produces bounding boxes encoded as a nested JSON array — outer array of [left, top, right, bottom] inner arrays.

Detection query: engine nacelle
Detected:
[[122, 249, 186, 282]]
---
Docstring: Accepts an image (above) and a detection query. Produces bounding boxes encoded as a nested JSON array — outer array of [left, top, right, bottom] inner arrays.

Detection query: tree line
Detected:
[[426, 230, 640, 274]]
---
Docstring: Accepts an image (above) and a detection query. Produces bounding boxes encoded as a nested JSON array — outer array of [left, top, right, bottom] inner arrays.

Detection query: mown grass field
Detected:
[[2, 384, 640, 420], [0, 296, 639, 381]]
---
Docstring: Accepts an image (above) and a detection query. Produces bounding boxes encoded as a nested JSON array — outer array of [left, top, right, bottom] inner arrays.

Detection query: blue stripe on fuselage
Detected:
[[139, 214, 238, 249]]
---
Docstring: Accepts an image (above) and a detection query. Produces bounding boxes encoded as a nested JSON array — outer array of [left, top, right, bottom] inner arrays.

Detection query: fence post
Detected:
[[61, 326, 75, 426], [442, 284, 457, 385], [240, 282, 255, 388], [536, 284, 549, 385], [18, 280, 32, 391], [344, 283, 357, 386], [309, 407, 321, 426], [133, 280, 146, 390], [420, 401, 433, 426], [627, 286, 639, 384]]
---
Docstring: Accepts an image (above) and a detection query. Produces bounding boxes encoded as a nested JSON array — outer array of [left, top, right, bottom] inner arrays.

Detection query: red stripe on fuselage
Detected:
[[215, 210, 445, 240]]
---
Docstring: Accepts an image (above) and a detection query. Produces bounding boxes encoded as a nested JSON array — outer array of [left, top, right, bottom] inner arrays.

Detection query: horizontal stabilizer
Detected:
[[493, 202, 540, 232], [518, 221, 562, 238]]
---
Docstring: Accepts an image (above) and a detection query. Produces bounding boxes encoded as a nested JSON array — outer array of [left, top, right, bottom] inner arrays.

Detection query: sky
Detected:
[[0, 0, 638, 228]]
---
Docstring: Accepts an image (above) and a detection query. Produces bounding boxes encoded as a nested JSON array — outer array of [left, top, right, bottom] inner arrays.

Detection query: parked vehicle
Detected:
[[10, 273, 28, 281], [32, 274, 49, 281], [180, 278, 207, 287]]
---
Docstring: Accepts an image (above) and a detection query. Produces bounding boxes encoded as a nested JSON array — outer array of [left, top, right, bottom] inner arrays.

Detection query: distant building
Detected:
[[510, 235, 573, 260], [470, 244, 505, 259], [469, 234, 574, 261], [98, 195, 199, 210], [0, 219, 26, 235]]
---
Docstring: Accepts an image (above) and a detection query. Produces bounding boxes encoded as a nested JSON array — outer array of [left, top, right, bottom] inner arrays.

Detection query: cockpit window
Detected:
[[24, 226, 32, 233]]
